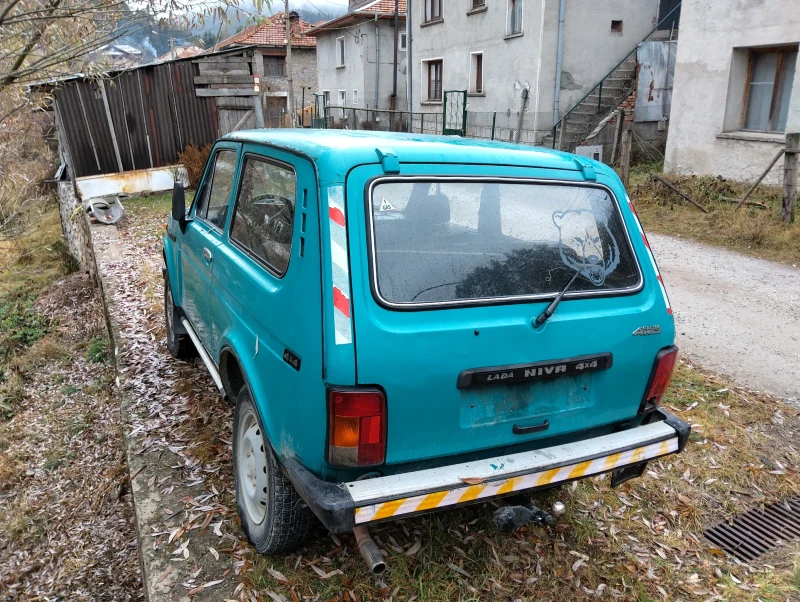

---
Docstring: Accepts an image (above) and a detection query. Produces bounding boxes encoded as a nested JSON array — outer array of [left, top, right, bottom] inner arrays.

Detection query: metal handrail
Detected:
[[551, 2, 681, 148]]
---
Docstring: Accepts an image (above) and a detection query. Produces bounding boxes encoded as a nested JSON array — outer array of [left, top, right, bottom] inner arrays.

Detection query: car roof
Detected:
[[222, 129, 588, 173]]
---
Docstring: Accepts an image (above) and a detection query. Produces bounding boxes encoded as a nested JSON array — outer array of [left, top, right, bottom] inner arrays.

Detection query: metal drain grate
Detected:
[[704, 496, 800, 562]]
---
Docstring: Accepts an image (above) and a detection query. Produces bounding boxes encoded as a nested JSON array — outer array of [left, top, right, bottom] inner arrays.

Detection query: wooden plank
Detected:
[[196, 88, 258, 97], [782, 132, 799, 223], [194, 75, 255, 85], [193, 56, 251, 64], [232, 109, 255, 132], [198, 67, 251, 77]]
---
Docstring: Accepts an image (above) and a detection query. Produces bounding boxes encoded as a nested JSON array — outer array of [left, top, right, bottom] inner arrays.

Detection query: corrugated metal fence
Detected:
[[53, 58, 219, 178]]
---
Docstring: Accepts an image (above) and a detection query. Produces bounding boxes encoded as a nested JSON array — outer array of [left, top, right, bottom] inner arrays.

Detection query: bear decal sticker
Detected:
[[552, 209, 620, 286]]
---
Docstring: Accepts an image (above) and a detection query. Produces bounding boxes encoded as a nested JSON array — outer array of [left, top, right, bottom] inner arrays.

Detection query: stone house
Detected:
[[665, 0, 799, 185], [308, 0, 408, 115], [217, 12, 319, 125]]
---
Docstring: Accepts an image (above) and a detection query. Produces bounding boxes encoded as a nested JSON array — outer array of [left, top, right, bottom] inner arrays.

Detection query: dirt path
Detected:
[[650, 233, 800, 404]]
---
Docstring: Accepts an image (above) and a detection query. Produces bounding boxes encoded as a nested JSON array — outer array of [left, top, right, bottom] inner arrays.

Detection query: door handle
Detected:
[[512, 419, 550, 435], [203, 247, 213, 262]]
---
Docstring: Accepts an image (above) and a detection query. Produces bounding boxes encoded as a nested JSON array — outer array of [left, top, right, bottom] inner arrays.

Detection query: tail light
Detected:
[[328, 389, 386, 467], [641, 346, 678, 413]]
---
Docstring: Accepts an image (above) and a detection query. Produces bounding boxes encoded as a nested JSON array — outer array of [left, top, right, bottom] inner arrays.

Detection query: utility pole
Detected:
[[390, 0, 399, 111], [285, 1, 296, 128], [405, 0, 413, 130]]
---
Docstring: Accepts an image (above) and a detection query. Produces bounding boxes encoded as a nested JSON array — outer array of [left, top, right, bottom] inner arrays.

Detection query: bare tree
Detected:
[[0, 0, 252, 238]]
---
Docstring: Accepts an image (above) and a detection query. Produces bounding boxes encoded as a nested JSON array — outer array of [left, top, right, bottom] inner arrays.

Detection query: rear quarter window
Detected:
[[368, 179, 641, 306]]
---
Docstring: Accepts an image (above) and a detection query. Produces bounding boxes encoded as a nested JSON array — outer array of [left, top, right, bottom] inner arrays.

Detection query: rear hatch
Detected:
[[346, 167, 674, 466]]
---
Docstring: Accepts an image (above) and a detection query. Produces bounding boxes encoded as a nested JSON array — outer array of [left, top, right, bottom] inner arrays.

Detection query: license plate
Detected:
[[456, 353, 613, 389]]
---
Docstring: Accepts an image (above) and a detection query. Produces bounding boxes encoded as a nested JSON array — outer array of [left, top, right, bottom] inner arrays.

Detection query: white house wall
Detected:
[[316, 20, 408, 112], [411, 0, 658, 121], [665, 0, 800, 185]]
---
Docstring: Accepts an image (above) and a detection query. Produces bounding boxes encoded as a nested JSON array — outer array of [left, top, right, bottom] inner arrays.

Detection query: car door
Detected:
[[210, 145, 326, 470], [181, 143, 240, 349]]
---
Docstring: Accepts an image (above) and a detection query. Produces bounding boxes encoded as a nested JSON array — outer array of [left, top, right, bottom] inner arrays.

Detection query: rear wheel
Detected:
[[164, 278, 196, 359], [233, 385, 314, 554]]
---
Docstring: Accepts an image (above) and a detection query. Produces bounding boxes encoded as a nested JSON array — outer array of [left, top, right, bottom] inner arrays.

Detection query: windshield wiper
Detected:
[[535, 270, 581, 327]]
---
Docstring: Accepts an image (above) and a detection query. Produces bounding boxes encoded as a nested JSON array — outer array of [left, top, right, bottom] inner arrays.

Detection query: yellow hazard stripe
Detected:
[[354, 437, 679, 524]]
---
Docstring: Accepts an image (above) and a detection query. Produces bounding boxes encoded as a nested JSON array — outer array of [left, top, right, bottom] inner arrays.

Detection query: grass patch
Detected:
[[241, 361, 799, 601], [0, 291, 52, 361], [85, 336, 108, 363], [628, 161, 800, 265]]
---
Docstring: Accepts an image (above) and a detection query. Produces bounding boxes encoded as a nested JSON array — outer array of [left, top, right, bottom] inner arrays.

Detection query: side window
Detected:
[[196, 149, 237, 229], [230, 157, 297, 276]]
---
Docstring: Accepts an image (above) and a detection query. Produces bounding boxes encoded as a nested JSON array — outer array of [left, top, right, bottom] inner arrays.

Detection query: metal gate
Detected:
[[442, 90, 467, 136]]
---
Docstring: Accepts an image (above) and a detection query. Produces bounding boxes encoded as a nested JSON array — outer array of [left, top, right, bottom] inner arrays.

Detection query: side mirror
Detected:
[[171, 182, 187, 229]]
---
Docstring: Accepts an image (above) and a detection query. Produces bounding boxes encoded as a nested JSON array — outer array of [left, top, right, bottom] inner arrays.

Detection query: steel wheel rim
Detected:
[[237, 408, 268, 525]]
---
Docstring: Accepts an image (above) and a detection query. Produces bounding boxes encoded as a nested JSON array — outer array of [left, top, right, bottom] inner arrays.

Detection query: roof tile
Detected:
[[217, 12, 316, 49]]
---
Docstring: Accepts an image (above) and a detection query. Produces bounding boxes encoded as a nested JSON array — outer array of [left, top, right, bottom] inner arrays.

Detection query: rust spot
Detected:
[[648, 78, 655, 102]]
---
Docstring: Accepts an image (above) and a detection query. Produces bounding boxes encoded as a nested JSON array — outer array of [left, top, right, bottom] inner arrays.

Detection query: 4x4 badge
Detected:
[[633, 326, 661, 336]]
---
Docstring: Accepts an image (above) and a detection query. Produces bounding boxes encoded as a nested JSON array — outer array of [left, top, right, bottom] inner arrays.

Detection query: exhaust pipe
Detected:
[[353, 526, 386, 574]]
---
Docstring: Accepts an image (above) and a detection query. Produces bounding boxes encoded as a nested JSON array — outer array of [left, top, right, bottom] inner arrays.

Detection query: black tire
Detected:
[[164, 278, 197, 359], [233, 385, 314, 554]]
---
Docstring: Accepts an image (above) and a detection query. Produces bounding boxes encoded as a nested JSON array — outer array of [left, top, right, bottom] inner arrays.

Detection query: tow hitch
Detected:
[[492, 496, 565, 532]]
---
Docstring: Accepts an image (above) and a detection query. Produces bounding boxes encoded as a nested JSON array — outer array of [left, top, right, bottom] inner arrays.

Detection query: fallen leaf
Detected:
[[268, 568, 289, 583], [405, 541, 421, 555]]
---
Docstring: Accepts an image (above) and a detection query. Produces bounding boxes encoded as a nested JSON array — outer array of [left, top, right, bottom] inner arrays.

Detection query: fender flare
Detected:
[[218, 340, 286, 461]]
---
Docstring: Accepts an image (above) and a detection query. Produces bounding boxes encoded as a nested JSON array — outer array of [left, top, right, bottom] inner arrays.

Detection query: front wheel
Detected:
[[233, 385, 314, 554], [164, 278, 196, 359]]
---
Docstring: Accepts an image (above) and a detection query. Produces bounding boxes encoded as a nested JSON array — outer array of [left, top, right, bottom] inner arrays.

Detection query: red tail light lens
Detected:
[[642, 346, 678, 412], [328, 389, 386, 466]]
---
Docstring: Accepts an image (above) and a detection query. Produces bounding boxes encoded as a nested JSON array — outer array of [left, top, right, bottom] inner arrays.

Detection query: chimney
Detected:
[[289, 10, 299, 20]]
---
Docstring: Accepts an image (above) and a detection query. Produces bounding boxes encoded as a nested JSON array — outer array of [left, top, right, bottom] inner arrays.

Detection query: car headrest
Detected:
[[406, 192, 451, 225]]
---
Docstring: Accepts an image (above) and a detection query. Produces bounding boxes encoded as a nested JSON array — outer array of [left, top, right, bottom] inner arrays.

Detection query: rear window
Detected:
[[368, 179, 641, 306]]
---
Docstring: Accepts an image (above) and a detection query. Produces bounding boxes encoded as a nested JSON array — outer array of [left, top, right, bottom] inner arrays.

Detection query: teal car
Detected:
[[163, 130, 689, 562]]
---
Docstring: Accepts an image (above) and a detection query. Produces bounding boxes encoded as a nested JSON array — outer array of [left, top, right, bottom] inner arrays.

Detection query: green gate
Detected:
[[442, 90, 467, 136]]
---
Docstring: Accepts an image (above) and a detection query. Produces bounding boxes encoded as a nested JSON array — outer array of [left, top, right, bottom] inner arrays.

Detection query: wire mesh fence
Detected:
[[320, 106, 443, 135], [465, 111, 556, 146], [316, 106, 556, 146]]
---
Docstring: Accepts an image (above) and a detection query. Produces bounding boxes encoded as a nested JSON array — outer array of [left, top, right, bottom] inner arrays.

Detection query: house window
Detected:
[[470, 52, 483, 94], [353, 89, 359, 105], [743, 46, 797, 133], [323, 90, 331, 107], [507, 0, 523, 35], [263, 55, 285, 77], [338, 89, 347, 106], [426, 60, 443, 101], [424, 0, 442, 23], [400, 31, 407, 51], [610, 20, 623, 34], [472, 0, 485, 8], [336, 36, 345, 67]]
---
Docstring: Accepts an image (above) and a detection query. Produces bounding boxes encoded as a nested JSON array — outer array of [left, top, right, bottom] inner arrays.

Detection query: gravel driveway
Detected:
[[650, 233, 800, 404]]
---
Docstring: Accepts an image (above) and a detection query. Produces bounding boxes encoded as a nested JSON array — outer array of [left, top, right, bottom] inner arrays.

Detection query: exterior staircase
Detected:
[[544, 2, 681, 152], [545, 58, 638, 151]]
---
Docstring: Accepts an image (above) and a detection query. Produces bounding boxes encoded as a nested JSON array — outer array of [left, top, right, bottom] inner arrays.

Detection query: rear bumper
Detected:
[[282, 410, 690, 534]]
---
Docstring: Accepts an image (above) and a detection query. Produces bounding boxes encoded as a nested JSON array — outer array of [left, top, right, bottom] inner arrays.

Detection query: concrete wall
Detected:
[[410, 0, 658, 120], [665, 0, 800, 185], [258, 47, 318, 113], [316, 19, 408, 112]]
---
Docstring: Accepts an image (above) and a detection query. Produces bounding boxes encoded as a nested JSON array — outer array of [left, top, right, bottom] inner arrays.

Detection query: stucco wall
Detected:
[[410, 0, 658, 119], [316, 19, 407, 111], [665, 0, 800, 185]]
